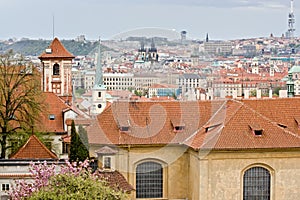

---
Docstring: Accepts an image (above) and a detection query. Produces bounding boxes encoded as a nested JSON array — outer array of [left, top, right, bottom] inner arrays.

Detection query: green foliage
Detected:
[[28, 173, 127, 200], [250, 90, 257, 97], [134, 90, 143, 97], [273, 87, 281, 96], [0, 51, 43, 158], [75, 88, 85, 97], [69, 121, 89, 163], [0, 39, 113, 56]]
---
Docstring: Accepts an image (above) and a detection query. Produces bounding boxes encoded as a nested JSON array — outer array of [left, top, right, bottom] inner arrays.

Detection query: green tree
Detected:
[[28, 173, 127, 200], [0, 50, 42, 158], [250, 90, 257, 97], [273, 87, 281, 96], [69, 120, 89, 162], [10, 160, 128, 200]]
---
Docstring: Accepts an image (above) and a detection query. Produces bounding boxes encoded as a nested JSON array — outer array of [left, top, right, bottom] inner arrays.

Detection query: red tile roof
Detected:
[[37, 92, 73, 133], [0, 173, 32, 178], [39, 38, 74, 59], [10, 135, 58, 159], [82, 99, 300, 150], [94, 170, 134, 192]]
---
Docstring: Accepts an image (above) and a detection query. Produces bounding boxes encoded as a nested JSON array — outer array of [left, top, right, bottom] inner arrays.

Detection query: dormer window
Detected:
[[204, 123, 222, 133], [118, 120, 130, 132], [95, 146, 117, 171], [253, 129, 263, 136], [171, 119, 185, 132], [120, 126, 129, 132], [249, 124, 263, 136], [294, 117, 300, 129], [174, 125, 185, 131], [49, 114, 55, 120], [45, 48, 52, 54]]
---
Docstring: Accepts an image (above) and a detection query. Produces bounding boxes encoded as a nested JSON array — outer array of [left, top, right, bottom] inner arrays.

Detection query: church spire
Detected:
[[205, 33, 209, 42], [91, 38, 107, 116], [95, 38, 103, 87]]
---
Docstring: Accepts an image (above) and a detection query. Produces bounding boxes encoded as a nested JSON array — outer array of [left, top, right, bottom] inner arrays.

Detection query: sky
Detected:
[[0, 0, 298, 41]]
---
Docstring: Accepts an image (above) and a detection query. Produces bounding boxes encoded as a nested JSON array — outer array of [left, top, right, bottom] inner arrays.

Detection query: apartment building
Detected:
[[103, 73, 134, 90]]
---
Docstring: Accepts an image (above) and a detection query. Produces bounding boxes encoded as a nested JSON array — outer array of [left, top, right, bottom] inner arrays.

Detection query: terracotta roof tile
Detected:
[[0, 173, 32, 178], [37, 92, 73, 133], [94, 170, 134, 192], [39, 38, 74, 59], [10, 135, 58, 159], [80, 99, 300, 150]]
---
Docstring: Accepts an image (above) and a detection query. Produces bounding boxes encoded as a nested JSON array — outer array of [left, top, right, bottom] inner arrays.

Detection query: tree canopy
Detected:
[[0, 50, 42, 158], [10, 160, 128, 200], [69, 120, 89, 162]]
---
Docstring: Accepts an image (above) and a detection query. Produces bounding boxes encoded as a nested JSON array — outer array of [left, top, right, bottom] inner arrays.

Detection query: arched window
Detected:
[[136, 161, 163, 198], [53, 63, 60, 75], [243, 166, 270, 200]]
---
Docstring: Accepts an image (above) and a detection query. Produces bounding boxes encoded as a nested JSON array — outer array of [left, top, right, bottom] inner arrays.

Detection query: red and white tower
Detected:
[[39, 38, 75, 103]]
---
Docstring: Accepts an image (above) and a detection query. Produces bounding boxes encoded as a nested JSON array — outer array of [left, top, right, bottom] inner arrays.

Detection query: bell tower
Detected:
[[39, 38, 75, 103], [91, 39, 107, 115]]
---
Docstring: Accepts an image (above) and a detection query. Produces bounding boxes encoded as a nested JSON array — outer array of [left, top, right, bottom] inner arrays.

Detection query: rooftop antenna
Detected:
[[52, 14, 55, 39]]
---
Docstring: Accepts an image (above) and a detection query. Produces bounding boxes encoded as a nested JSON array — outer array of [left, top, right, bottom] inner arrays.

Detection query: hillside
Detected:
[[0, 39, 111, 56]]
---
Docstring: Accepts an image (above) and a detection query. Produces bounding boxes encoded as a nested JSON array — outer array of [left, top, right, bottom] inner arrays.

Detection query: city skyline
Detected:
[[0, 0, 298, 41]]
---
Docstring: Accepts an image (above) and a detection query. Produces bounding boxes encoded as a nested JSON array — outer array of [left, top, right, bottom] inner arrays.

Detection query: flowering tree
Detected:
[[9, 160, 128, 200]]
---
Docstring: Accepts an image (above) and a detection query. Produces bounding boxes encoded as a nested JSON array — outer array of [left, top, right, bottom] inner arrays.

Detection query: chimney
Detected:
[[279, 90, 288, 98], [244, 89, 249, 99], [256, 89, 261, 99], [232, 90, 237, 99]]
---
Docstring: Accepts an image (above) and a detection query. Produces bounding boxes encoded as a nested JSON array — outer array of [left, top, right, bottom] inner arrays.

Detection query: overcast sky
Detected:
[[0, 0, 298, 40]]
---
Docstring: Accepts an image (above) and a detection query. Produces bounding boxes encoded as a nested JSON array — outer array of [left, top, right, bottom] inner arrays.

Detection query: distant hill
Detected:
[[0, 39, 111, 56]]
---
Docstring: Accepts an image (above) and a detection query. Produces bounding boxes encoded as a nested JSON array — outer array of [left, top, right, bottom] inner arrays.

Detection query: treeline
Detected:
[[0, 39, 111, 56]]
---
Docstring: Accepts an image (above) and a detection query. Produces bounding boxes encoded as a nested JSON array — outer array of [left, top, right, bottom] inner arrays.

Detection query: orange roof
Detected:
[[37, 92, 73, 133], [10, 135, 58, 159], [94, 170, 134, 192], [82, 99, 300, 150], [39, 38, 74, 59]]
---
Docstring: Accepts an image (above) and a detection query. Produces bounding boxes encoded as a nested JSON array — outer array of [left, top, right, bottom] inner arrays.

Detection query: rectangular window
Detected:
[[2, 184, 9, 191], [98, 92, 102, 98], [103, 157, 111, 169]]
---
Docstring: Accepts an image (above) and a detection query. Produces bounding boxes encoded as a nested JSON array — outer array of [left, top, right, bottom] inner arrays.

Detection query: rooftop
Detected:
[[39, 38, 74, 59], [81, 98, 300, 151]]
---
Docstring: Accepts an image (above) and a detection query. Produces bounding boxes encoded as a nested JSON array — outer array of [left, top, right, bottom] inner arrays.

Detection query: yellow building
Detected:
[[79, 98, 300, 200]]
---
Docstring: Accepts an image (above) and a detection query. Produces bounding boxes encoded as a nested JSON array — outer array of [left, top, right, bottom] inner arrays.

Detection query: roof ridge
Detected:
[[183, 100, 228, 144]]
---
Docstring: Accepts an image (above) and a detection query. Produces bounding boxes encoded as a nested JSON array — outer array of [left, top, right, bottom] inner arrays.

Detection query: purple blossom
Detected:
[[9, 159, 93, 200]]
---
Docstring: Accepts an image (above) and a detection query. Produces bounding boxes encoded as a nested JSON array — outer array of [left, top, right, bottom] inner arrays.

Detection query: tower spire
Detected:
[[286, 0, 295, 39], [95, 38, 103, 87]]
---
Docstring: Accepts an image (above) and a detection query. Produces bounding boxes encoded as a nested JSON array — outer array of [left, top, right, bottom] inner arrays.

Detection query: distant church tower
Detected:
[[287, 71, 295, 97], [39, 38, 75, 103], [286, 0, 296, 39], [91, 39, 107, 115]]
